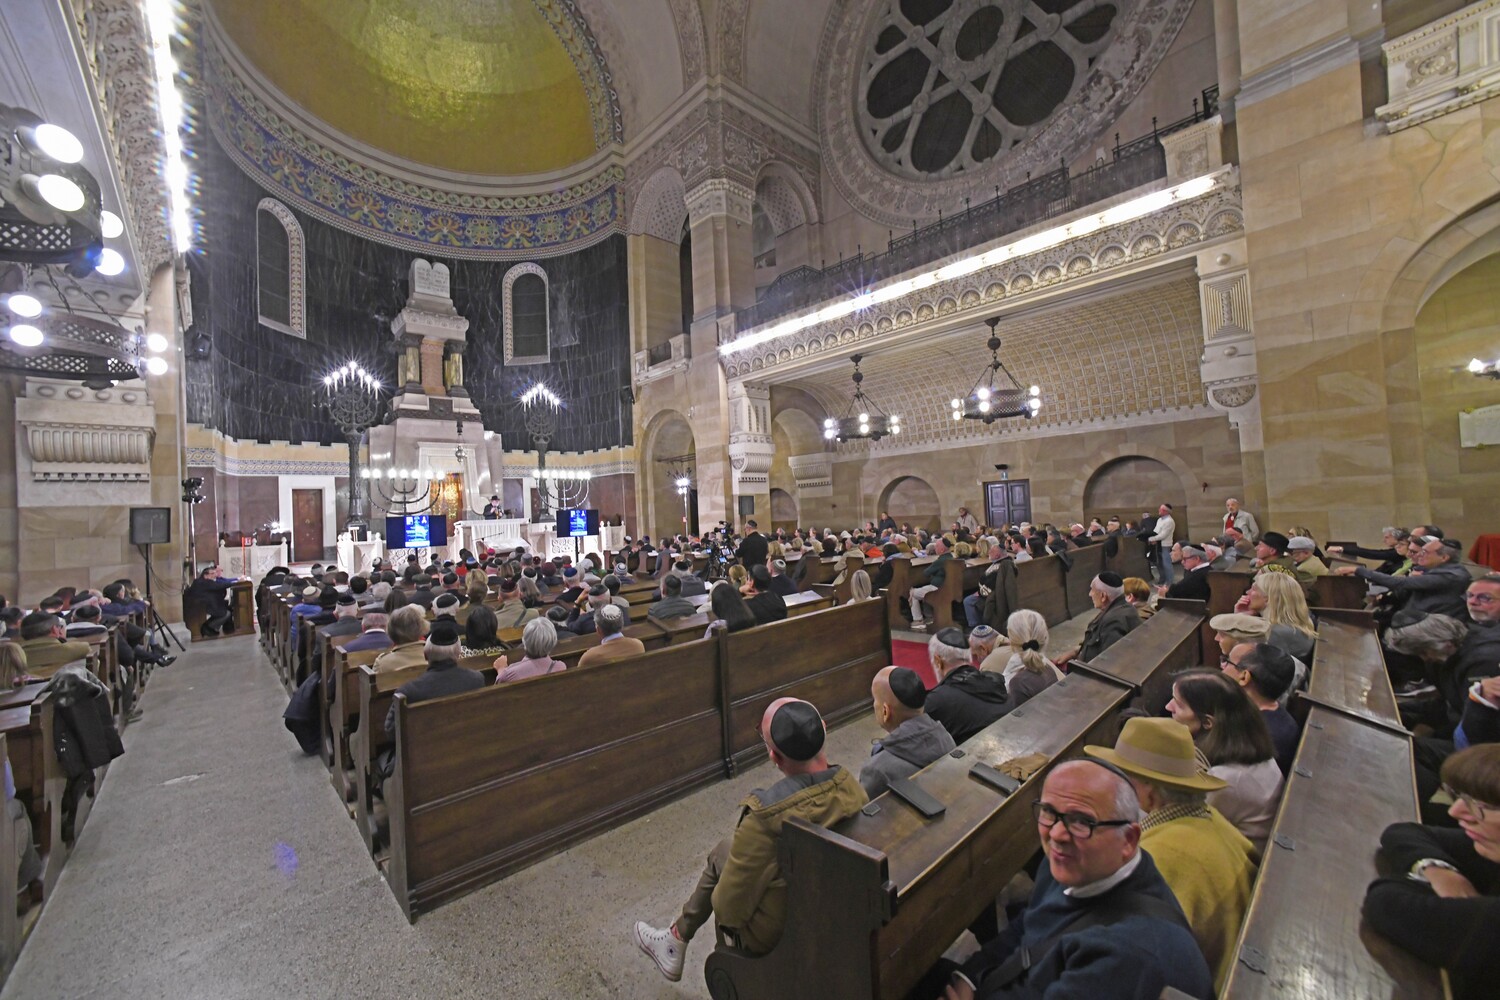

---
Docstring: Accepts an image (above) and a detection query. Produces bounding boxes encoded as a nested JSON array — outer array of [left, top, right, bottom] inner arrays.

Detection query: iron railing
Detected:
[[734, 88, 1218, 333]]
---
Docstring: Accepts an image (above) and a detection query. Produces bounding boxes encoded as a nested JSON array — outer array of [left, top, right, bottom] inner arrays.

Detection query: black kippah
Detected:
[[888, 668, 927, 710], [1096, 571, 1123, 588], [768, 701, 825, 762]]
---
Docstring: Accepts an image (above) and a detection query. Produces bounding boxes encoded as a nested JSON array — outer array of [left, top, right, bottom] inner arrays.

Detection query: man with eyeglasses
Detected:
[[933, 759, 1213, 1000], [1336, 534, 1472, 620]]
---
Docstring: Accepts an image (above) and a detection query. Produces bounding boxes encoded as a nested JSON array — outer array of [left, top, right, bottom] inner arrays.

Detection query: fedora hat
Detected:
[[1084, 717, 1226, 793]]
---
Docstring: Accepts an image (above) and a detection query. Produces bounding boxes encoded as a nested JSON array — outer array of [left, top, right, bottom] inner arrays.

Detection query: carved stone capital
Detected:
[[687, 178, 755, 227]]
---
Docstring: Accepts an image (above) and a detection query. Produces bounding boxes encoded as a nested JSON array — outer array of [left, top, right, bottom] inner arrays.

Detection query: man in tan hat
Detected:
[[1086, 717, 1257, 992]]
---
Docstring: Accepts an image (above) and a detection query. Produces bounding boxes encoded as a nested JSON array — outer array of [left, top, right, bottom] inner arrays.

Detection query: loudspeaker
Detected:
[[129, 507, 172, 546]]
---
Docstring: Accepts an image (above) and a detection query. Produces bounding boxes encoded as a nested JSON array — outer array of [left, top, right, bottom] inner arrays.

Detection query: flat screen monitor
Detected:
[[385, 514, 448, 548], [555, 508, 599, 538]]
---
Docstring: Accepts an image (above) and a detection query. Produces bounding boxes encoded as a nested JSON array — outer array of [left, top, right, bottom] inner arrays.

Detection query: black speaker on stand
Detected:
[[129, 507, 186, 653]]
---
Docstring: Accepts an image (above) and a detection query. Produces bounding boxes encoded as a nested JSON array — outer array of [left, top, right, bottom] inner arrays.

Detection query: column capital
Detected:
[[686, 178, 755, 227]]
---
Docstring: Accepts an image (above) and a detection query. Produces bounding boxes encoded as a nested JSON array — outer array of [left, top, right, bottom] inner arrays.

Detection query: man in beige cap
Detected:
[[1086, 717, 1257, 992]]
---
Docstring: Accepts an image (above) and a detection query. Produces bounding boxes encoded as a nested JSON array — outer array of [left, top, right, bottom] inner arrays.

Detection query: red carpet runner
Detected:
[[890, 638, 939, 689]]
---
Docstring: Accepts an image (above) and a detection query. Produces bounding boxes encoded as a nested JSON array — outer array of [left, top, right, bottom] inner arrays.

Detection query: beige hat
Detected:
[[1208, 612, 1272, 641], [1085, 717, 1227, 793]]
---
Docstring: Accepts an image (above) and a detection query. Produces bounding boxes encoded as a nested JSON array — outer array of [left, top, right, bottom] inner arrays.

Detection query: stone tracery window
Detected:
[[860, 0, 1125, 179], [503, 263, 550, 365], [256, 198, 306, 338]]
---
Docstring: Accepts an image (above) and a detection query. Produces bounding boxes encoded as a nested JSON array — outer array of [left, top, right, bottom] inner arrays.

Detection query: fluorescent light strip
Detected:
[[719, 170, 1226, 357], [143, 0, 193, 253]]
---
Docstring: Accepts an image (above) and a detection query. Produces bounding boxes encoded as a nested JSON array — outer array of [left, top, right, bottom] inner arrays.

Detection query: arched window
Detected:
[[256, 199, 306, 337], [503, 263, 550, 365]]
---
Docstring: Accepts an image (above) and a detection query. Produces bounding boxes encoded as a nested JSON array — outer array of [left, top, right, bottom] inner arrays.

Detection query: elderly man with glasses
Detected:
[[1336, 534, 1473, 620], [923, 758, 1212, 1000]]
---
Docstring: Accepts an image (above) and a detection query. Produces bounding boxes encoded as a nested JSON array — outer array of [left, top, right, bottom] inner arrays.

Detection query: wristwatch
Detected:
[[1408, 858, 1459, 883]]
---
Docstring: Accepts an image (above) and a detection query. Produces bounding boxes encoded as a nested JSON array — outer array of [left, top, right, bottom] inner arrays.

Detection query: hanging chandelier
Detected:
[[950, 317, 1041, 423], [824, 354, 901, 442]]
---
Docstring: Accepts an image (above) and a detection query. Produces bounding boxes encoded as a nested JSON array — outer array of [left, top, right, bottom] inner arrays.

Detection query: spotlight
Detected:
[[100, 210, 124, 239], [9, 324, 44, 347], [33, 173, 85, 212], [96, 248, 125, 276], [145, 355, 168, 375], [5, 294, 42, 318], [146, 332, 168, 352], [28, 123, 84, 164]]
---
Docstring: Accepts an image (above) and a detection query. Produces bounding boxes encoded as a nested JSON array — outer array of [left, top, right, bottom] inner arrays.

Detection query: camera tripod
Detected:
[[138, 543, 186, 652]]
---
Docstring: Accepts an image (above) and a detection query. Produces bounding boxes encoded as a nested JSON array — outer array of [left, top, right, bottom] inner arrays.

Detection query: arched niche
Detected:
[[642, 408, 697, 541], [1083, 456, 1188, 532], [878, 475, 941, 531], [770, 487, 798, 531]]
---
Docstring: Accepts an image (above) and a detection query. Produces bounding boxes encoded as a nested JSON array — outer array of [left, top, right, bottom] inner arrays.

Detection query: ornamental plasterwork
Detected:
[[817, 0, 1196, 227], [717, 0, 750, 83], [1376, 0, 1500, 132], [67, 0, 174, 273], [722, 169, 1244, 381], [204, 30, 624, 260], [666, 0, 708, 81]]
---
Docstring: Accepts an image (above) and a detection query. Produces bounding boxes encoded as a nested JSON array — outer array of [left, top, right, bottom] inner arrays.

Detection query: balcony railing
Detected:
[[734, 88, 1218, 333]]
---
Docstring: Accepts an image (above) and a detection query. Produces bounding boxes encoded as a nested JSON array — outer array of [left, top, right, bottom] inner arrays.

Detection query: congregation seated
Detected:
[[999, 609, 1062, 709], [1166, 670, 1284, 854], [1327, 526, 1411, 575], [906, 535, 953, 631], [495, 617, 567, 684], [1363, 743, 1500, 999], [1336, 533, 1471, 622], [490, 577, 538, 630], [923, 627, 1010, 745], [563, 584, 610, 635], [706, 582, 757, 635], [765, 559, 797, 597], [857, 666, 956, 798], [968, 624, 1001, 671], [1231, 568, 1318, 665], [648, 574, 696, 621], [633, 699, 867, 979], [1086, 717, 1256, 991], [343, 611, 391, 653], [922, 760, 1213, 999], [1288, 535, 1330, 579], [1121, 576, 1155, 620], [1162, 544, 1212, 601], [17, 611, 90, 679], [460, 604, 506, 658], [742, 566, 787, 626], [603, 574, 631, 613], [372, 605, 429, 673], [576, 605, 644, 668], [1219, 641, 1301, 774], [382, 619, 484, 735], [1054, 572, 1139, 667]]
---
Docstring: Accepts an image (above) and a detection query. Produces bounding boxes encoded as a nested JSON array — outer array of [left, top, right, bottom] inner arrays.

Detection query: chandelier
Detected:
[[1468, 358, 1499, 380], [950, 317, 1041, 423], [522, 381, 590, 516], [823, 354, 902, 442]]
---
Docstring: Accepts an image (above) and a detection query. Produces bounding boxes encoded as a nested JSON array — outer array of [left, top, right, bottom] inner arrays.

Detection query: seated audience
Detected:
[[1085, 717, 1256, 991], [493, 577, 540, 630], [18, 612, 90, 678], [577, 604, 645, 667], [706, 582, 758, 636], [1234, 570, 1318, 666], [461, 604, 506, 658], [564, 585, 610, 636], [382, 619, 485, 734], [1251, 531, 1294, 571], [288, 586, 322, 648], [1327, 527, 1410, 575], [312, 595, 363, 671], [743, 565, 788, 625], [496, 617, 567, 683], [1054, 572, 1139, 666], [967, 624, 1001, 671], [604, 574, 632, 613], [372, 605, 430, 673], [766, 559, 797, 597], [0, 643, 34, 688], [1001, 610, 1062, 709], [858, 666, 956, 798], [1336, 534, 1471, 622], [1121, 575, 1156, 621], [1287, 536, 1329, 579], [1363, 744, 1500, 999], [1167, 670, 1284, 853], [649, 574, 698, 621], [633, 699, 867, 978], [846, 569, 873, 604], [1219, 642, 1301, 773], [343, 612, 391, 653], [907, 537, 953, 631], [1162, 544, 1211, 600], [931, 760, 1213, 999], [924, 627, 1010, 745]]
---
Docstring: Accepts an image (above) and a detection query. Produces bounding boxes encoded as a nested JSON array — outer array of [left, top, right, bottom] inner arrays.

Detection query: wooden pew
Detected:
[[1202, 569, 1370, 668], [1015, 554, 1069, 628], [0, 733, 15, 980], [1221, 706, 1442, 998], [1061, 544, 1105, 620], [703, 605, 1203, 1000], [329, 649, 382, 801], [1298, 608, 1404, 733]]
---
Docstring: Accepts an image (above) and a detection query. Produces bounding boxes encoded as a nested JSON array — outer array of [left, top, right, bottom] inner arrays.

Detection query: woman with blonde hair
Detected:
[[1002, 609, 1063, 708], [0, 644, 29, 688], [728, 564, 749, 592], [846, 569, 873, 604], [766, 540, 785, 563], [465, 570, 489, 605], [1122, 577, 1156, 621], [1238, 569, 1317, 664]]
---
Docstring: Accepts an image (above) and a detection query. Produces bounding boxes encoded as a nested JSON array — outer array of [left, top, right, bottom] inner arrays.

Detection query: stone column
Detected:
[[726, 381, 774, 522], [1197, 241, 1265, 518]]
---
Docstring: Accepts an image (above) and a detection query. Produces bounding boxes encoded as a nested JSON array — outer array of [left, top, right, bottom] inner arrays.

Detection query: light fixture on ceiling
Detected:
[[0, 104, 106, 276], [96, 247, 126, 276], [99, 210, 124, 239], [950, 316, 1041, 424], [824, 354, 901, 442], [5, 292, 42, 318], [8, 324, 43, 348], [1468, 358, 1500, 380]]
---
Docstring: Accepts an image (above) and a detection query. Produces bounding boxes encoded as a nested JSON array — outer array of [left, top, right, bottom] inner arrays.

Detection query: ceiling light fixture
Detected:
[[9, 324, 44, 348], [144, 0, 193, 253], [95, 247, 126, 276], [824, 354, 901, 442], [25, 123, 84, 164], [99, 210, 124, 239], [950, 317, 1041, 423], [32, 174, 85, 213], [5, 293, 42, 318], [719, 168, 1228, 358]]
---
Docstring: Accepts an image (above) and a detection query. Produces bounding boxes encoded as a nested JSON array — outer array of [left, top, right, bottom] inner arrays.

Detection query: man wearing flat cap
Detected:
[[1086, 717, 1257, 991], [634, 698, 867, 981], [1054, 572, 1140, 667], [1251, 531, 1295, 571], [311, 593, 363, 674], [1286, 536, 1329, 579], [860, 666, 957, 798]]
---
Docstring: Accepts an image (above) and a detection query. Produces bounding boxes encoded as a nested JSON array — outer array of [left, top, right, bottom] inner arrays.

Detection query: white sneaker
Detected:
[[633, 920, 685, 982]]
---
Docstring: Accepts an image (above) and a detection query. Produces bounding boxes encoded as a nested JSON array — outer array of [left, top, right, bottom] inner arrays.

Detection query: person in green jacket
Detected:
[[633, 698, 868, 981]]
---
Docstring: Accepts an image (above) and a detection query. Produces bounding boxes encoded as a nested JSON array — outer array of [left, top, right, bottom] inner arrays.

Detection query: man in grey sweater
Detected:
[[859, 666, 956, 798]]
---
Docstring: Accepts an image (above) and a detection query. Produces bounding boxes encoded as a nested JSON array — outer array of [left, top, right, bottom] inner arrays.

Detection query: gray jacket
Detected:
[[858, 715, 957, 799]]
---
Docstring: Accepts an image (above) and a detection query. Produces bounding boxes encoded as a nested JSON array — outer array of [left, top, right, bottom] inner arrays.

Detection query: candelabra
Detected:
[[319, 361, 383, 535], [364, 467, 445, 517], [522, 382, 590, 518]]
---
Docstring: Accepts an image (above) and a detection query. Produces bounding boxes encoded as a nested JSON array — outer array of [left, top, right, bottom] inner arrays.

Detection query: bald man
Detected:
[[634, 698, 867, 981], [860, 666, 956, 798]]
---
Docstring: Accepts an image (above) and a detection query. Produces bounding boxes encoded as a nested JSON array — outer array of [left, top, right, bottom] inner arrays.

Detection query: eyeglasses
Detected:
[[1468, 593, 1499, 605], [1033, 800, 1134, 839], [1443, 784, 1494, 821]]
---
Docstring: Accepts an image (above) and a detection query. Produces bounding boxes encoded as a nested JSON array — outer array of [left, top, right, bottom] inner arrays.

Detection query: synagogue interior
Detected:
[[1, 0, 1499, 997]]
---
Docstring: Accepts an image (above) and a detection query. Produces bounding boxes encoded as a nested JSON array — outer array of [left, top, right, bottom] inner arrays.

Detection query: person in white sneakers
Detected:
[[632, 698, 867, 981]]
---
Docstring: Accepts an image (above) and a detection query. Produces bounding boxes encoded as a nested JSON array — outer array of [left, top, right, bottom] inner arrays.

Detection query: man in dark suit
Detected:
[[736, 519, 769, 570], [408, 575, 437, 609], [312, 594, 363, 674], [383, 619, 485, 734], [743, 565, 788, 625], [1163, 544, 1212, 601], [1055, 572, 1140, 666]]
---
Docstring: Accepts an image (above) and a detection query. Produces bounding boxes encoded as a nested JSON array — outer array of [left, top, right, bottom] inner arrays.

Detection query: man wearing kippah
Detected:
[[577, 603, 645, 667], [382, 618, 485, 735], [860, 666, 956, 798], [1054, 572, 1140, 667], [633, 698, 867, 981]]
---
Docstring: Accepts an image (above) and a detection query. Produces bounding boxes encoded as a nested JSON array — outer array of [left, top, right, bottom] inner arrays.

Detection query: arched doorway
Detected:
[[878, 476, 941, 531], [643, 410, 696, 541], [1083, 456, 1187, 532]]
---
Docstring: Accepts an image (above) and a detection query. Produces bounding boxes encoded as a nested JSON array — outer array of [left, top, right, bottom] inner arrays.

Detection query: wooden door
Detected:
[[292, 489, 324, 563], [984, 479, 1032, 528]]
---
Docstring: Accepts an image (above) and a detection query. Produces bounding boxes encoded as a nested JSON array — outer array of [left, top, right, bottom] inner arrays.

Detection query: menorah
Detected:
[[319, 361, 383, 535], [522, 382, 590, 518], [362, 466, 445, 517]]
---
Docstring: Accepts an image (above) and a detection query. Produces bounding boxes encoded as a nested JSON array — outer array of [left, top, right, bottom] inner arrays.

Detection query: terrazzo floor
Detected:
[[2, 612, 1096, 1000]]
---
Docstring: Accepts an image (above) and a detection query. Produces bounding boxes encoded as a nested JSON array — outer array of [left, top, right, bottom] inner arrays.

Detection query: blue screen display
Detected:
[[567, 509, 589, 537], [406, 514, 431, 548]]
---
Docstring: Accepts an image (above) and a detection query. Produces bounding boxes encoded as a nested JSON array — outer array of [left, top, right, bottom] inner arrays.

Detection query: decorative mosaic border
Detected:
[[187, 446, 348, 478], [539, 0, 624, 150], [205, 40, 624, 260]]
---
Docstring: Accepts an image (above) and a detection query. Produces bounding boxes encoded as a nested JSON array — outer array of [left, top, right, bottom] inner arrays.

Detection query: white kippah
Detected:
[[598, 603, 624, 624]]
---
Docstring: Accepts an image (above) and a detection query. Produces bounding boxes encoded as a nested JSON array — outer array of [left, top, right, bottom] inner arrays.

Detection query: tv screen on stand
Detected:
[[554, 508, 599, 538], [385, 514, 448, 549]]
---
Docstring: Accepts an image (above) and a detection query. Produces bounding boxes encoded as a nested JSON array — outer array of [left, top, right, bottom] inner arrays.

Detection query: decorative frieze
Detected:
[[16, 379, 157, 504], [1378, 0, 1500, 132], [788, 452, 833, 499]]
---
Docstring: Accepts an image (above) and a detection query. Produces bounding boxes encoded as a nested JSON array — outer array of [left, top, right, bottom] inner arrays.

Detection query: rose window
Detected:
[[860, 0, 1127, 178]]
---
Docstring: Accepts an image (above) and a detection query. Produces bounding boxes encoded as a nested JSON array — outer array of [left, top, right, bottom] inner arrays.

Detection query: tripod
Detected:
[[138, 543, 186, 653]]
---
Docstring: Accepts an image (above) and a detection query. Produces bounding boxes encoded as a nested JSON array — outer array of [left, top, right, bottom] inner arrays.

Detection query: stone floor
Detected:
[[2, 610, 1096, 999]]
